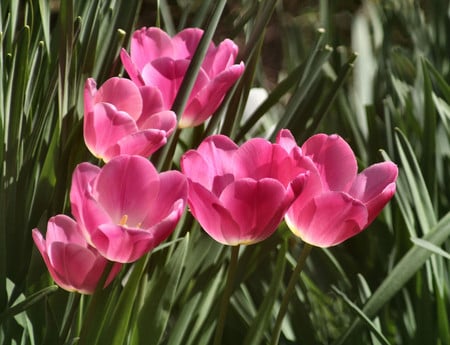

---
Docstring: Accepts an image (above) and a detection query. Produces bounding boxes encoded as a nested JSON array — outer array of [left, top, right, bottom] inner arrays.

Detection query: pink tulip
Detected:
[[279, 131, 398, 247], [180, 133, 309, 245], [120, 27, 245, 128], [70, 155, 187, 263], [32, 215, 122, 294], [84, 77, 177, 162]]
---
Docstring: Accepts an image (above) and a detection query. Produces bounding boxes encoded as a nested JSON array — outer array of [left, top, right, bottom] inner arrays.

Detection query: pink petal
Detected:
[[219, 178, 290, 245], [182, 135, 237, 188], [202, 39, 239, 78], [138, 86, 168, 119], [349, 162, 398, 224], [171, 28, 209, 59], [91, 224, 155, 263], [186, 180, 240, 245], [302, 134, 358, 192], [137, 110, 177, 135], [142, 170, 187, 228], [93, 155, 160, 226], [120, 49, 144, 86], [110, 129, 169, 158], [129, 27, 174, 69], [84, 103, 138, 161], [285, 192, 368, 247], [70, 163, 100, 224], [276, 129, 302, 156], [45, 215, 86, 247], [94, 78, 143, 120], [180, 63, 244, 128], [141, 58, 190, 108]]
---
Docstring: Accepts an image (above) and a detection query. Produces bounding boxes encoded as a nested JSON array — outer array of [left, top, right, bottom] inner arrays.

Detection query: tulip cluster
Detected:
[[33, 26, 398, 296]]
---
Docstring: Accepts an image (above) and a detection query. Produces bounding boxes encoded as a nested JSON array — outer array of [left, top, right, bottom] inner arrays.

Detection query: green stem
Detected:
[[213, 245, 240, 345], [269, 243, 313, 345]]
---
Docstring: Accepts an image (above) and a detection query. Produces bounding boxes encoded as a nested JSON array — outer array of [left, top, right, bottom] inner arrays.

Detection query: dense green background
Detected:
[[1, 0, 450, 344]]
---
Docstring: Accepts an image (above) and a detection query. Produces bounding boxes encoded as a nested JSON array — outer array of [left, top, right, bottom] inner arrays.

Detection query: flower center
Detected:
[[119, 214, 128, 226]]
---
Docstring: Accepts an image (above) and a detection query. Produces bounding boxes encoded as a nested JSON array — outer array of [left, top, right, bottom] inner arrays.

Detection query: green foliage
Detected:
[[2, 0, 450, 344]]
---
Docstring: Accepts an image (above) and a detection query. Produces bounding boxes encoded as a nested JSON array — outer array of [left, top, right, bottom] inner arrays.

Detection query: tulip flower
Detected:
[[279, 131, 398, 247], [84, 77, 177, 162], [181, 133, 308, 246], [70, 155, 187, 263], [120, 27, 245, 128], [32, 215, 122, 294]]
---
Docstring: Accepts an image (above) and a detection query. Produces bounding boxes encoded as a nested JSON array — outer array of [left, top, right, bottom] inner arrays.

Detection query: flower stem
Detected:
[[213, 244, 240, 345], [269, 242, 313, 345]]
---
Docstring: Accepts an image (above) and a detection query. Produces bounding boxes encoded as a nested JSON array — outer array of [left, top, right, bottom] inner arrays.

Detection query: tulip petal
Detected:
[[171, 28, 208, 59], [286, 192, 368, 247], [120, 49, 144, 86], [93, 155, 160, 226], [84, 103, 138, 161], [180, 63, 244, 128], [349, 162, 398, 224], [186, 180, 240, 245], [202, 39, 239, 78], [94, 78, 143, 120], [302, 134, 358, 191], [129, 27, 174, 69], [110, 129, 169, 158], [91, 224, 154, 263], [137, 110, 177, 135], [219, 178, 289, 244], [138, 86, 168, 120]]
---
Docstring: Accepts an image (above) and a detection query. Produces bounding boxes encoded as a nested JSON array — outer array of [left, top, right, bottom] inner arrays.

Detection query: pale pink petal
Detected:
[[285, 192, 368, 247], [129, 27, 174, 68], [202, 39, 239, 78], [276, 129, 302, 156], [94, 78, 143, 120], [302, 134, 358, 192], [180, 63, 244, 128], [93, 155, 160, 226], [219, 178, 289, 244], [45, 215, 86, 247], [84, 103, 138, 161], [91, 224, 155, 263]]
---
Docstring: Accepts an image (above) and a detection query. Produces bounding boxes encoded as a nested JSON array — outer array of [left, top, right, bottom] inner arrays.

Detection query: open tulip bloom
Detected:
[[279, 131, 398, 247], [70, 154, 188, 263], [181, 132, 309, 246], [84, 77, 177, 162], [32, 215, 122, 294], [120, 27, 245, 128]]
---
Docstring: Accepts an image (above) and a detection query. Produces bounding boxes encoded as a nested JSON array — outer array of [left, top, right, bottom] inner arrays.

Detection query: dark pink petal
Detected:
[[93, 155, 160, 226], [70, 164, 100, 225], [171, 28, 208, 59], [349, 162, 398, 225], [202, 39, 239, 78], [180, 63, 244, 128], [84, 103, 138, 161], [94, 78, 143, 120], [141, 58, 190, 108], [285, 192, 368, 247], [129, 27, 174, 69], [91, 224, 155, 263], [186, 181, 240, 244], [219, 178, 289, 244], [302, 134, 358, 192]]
